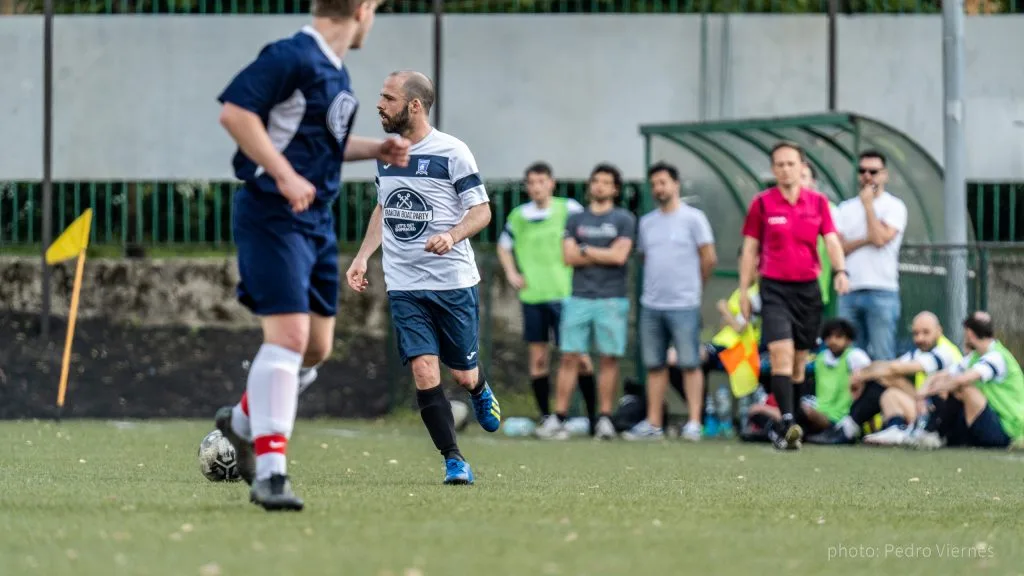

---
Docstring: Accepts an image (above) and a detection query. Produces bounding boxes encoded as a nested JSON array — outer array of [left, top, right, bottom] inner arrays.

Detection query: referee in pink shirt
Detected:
[[739, 143, 850, 450]]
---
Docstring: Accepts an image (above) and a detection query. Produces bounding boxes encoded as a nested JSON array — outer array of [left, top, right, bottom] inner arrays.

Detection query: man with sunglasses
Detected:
[[834, 150, 907, 361]]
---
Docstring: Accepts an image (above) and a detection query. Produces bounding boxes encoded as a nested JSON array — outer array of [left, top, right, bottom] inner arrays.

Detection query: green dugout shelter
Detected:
[[635, 113, 978, 378]]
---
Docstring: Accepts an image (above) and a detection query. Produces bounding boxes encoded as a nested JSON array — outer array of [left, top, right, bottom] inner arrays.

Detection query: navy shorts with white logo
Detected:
[[388, 286, 480, 370], [232, 188, 339, 317]]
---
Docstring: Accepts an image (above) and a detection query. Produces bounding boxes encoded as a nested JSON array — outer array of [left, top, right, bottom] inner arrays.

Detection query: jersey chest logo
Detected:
[[327, 91, 358, 143], [383, 188, 434, 242]]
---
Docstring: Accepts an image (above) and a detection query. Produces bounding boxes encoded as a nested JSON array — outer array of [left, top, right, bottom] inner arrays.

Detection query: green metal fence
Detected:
[[0, 181, 1019, 251], [7, 0, 1021, 14]]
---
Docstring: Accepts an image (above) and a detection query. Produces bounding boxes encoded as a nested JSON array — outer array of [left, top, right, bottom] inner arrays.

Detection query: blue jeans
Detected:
[[640, 306, 702, 369], [838, 289, 901, 360]]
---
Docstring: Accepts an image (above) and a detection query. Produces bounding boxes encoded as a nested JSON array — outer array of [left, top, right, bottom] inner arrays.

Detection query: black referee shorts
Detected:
[[760, 278, 823, 351]]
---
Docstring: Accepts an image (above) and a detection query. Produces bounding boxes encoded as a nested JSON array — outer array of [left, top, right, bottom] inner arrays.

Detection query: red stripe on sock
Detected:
[[240, 393, 249, 416], [254, 434, 287, 456]]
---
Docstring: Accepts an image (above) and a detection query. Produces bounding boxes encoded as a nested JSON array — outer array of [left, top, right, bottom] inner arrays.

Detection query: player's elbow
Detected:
[[475, 203, 492, 227]]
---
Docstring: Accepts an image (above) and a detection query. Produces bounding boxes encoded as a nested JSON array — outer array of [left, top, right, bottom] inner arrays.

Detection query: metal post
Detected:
[[40, 0, 54, 340], [431, 0, 443, 129], [942, 0, 968, 343], [827, 0, 838, 111]]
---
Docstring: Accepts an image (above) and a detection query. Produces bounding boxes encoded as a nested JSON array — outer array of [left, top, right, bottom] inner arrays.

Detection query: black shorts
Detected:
[[760, 278, 823, 351], [522, 301, 562, 344], [941, 398, 1011, 449]]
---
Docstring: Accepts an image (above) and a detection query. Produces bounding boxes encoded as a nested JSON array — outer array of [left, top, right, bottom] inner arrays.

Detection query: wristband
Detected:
[[579, 244, 588, 256], [834, 269, 848, 277]]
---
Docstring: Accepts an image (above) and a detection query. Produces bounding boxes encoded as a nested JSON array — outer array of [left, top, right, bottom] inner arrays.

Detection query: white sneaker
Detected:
[[681, 420, 702, 442], [535, 415, 569, 440], [594, 416, 617, 440], [908, 429, 944, 450], [863, 425, 910, 446], [621, 420, 664, 441]]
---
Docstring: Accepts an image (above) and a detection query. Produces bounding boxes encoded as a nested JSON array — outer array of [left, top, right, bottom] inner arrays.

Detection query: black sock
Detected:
[[531, 375, 551, 416], [884, 416, 908, 429], [470, 375, 488, 397], [771, 374, 794, 420], [416, 386, 462, 461], [850, 382, 885, 425], [578, 373, 598, 426], [555, 412, 568, 423]]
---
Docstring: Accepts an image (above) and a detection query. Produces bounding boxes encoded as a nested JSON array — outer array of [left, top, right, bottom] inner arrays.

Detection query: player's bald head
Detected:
[[389, 71, 435, 114], [912, 311, 941, 332]]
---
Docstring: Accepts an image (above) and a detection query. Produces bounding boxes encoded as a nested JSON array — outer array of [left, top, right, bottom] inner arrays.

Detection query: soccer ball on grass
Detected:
[[198, 429, 242, 482]]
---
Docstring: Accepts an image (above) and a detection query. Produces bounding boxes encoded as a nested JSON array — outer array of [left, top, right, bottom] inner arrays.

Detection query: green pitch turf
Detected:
[[2, 419, 1022, 576]]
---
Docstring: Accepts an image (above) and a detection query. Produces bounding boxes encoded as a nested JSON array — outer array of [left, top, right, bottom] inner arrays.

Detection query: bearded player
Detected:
[[347, 71, 501, 485]]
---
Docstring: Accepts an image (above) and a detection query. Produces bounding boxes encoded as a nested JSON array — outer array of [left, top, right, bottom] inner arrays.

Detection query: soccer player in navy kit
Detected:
[[213, 0, 410, 511], [347, 71, 501, 485]]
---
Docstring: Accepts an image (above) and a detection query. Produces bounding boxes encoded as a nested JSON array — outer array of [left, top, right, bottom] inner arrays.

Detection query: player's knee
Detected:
[[528, 345, 549, 376], [261, 315, 310, 355], [410, 356, 441, 389], [579, 354, 594, 374], [560, 352, 581, 369], [304, 339, 332, 367]]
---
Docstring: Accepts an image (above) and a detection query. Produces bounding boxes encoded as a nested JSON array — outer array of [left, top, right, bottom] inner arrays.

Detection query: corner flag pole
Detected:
[[46, 209, 93, 422]]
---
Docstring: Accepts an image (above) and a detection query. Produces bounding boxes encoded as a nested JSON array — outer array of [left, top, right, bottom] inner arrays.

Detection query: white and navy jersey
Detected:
[[951, 349, 1008, 382], [377, 129, 489, 291], [218, 25, 357, 216], [897, 346, 958, 375]]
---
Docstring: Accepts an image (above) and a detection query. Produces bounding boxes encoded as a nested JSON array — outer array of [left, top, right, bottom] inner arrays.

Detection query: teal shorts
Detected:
[[559, 296, 630, 357]]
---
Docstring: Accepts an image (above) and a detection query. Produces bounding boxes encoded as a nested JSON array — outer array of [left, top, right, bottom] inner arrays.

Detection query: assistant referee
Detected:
[[739, 142, 850, 450]]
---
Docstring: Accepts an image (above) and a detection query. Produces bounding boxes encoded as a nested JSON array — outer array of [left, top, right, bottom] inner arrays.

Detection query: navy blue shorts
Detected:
[[945, 399, 1011, 449], [388, 286, 480, 370], [233, 190, 339, 317], [522, 301, 562, 344]]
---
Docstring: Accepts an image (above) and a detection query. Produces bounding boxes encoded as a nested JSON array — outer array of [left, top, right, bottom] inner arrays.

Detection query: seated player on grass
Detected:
[[910, 311, 1024, 450], [851, 311, 962, 446], [742, 322, 869, 442]]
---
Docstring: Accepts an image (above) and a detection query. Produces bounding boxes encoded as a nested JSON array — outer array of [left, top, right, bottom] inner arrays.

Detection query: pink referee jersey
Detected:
[[741, 187, 836, 283]]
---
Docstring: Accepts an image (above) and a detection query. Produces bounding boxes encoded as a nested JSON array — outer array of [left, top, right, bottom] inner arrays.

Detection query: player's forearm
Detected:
[[738, 237, 757, 292], [496, 246, 520, 277], [863, 204, 888, 246], [700, 246, 717, 283], [344, 136, 383, 162], [447, 203, 491, 244], [824, 233, 847, 272], [842, 235, 870, 255], [584, 246, 626, 266], [356, 205, 384, 259], [219, 104, 295, 181]]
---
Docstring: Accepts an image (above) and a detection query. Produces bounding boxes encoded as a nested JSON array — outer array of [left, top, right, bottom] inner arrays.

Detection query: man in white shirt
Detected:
[[834, 150, 908, 360]]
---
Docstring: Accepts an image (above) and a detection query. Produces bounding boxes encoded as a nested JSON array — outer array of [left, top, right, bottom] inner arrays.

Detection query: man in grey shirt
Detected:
[[623, 162, 717, 441], [539, 163, 636, 440]]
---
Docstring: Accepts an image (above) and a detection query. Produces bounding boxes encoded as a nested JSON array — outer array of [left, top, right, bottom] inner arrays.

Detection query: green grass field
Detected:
[[2, 419, 1022, 576]]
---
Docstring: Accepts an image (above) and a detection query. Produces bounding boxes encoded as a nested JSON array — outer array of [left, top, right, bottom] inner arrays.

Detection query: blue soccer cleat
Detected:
[[471, 383, 501, 433], [443, 458, 474, 485]]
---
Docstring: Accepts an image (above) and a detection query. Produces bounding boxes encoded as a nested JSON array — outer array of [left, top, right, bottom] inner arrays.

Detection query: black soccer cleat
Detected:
[[250, 474, 304, 512], [214, 406, 256, 485]]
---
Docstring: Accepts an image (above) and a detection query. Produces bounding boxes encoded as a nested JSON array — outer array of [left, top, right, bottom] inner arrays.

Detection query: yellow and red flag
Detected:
[[717, 327, 760, 398]]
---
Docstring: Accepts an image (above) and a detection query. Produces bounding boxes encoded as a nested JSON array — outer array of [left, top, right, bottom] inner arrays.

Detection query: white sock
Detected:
[[297, 364, 320, 396], [230, 403, 251, 441], [838, 416, 859, 439], [248, 343, 302, 481], [231, 363, 319, 443]]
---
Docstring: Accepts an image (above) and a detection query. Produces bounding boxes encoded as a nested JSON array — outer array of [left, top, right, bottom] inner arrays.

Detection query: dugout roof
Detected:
[[639, 113, 959, 263]]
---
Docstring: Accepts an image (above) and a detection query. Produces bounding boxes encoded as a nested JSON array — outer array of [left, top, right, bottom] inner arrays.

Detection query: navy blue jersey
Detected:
[[218, 25, 358, 214]]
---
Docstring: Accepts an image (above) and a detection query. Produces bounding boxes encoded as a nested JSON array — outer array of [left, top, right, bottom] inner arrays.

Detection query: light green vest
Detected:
[[711, 284, 761, 349], [507, 198, 573, 304], [813, 348, 854, 422], [967, 341, 1024, 440]]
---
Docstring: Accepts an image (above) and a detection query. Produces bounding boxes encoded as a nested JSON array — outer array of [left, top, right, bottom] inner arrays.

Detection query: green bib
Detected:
[[508, 198, 573, 304], [914, 336, 963, 390], [813, 348, 854, 422], [968, 341, 1024, 439]]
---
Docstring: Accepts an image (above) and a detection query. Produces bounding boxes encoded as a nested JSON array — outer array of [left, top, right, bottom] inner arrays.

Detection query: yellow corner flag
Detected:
[[46, 209, 93, 417], [717, 329, 760, 398]]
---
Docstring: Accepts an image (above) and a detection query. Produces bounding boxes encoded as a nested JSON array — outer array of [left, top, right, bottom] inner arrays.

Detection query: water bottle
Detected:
[[715, 386, 735, 438], [703, 387, 720, 437], [738, 394, 753, 430]]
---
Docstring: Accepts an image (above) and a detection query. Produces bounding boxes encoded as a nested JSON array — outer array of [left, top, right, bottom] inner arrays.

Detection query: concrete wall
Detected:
[[1, 15, 1022, 181]]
